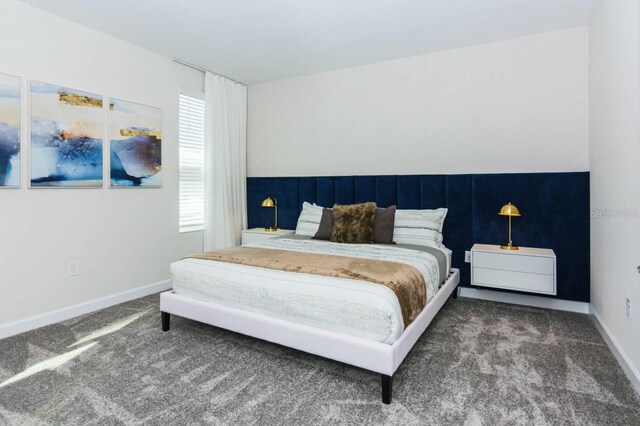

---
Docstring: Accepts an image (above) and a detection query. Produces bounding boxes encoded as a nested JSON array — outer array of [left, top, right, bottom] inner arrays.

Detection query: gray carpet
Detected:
[[0, 295, 638, 425]]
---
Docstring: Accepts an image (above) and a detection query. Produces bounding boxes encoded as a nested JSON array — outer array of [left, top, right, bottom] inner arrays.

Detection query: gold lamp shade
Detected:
[[498, 203, 521, 217], [498, 202, 521, 250], [261, 197, 276, 208], [261, 197, 278, 231]]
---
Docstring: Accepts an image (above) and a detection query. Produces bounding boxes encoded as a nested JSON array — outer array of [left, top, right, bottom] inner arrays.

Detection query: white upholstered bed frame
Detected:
[[160, 268, 460, 404]]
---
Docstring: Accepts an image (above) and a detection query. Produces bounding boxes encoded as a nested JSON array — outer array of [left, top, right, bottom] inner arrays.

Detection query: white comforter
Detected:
[[170, 238, 443, 344]]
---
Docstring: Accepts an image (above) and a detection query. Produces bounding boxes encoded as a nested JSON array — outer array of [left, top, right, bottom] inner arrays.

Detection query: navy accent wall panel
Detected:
[[247, 177, 300, 230], [472, 172, 590, 302], [445, 175, 474, 288], [247, 172, 590, 302]]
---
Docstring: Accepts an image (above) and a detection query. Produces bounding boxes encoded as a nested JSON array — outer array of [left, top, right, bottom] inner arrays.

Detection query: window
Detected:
[[179, 93, 205, 232]]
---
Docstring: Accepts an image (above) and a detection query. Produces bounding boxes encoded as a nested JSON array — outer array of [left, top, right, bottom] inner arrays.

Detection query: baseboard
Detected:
[[590, 307, 640, 397], [459, 287, 590, 313], [0, 280, 172, 340]]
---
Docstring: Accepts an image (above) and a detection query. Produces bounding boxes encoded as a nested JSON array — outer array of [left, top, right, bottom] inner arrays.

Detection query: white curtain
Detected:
[[203, 73, 247, 251]]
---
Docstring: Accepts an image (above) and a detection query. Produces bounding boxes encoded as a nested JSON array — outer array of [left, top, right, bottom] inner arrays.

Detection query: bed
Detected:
[[160, 232, 459, 404]]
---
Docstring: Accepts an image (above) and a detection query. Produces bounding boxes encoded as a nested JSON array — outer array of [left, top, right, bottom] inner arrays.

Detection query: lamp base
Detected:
[[500, 244, 519, 250], [264, 227, 279, 232]]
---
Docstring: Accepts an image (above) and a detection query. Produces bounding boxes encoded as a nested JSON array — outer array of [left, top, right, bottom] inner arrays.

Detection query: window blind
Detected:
[[179, 93, 205, 232]]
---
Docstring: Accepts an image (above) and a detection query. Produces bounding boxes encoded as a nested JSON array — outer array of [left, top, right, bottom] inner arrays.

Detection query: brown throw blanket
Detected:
[[188, 246, 426, 326]]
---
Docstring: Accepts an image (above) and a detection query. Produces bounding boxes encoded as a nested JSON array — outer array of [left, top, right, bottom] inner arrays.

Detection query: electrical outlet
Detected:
[[69, 261, 80, 277], [626, 297, 632, 319], [465, 251, 472, 263]]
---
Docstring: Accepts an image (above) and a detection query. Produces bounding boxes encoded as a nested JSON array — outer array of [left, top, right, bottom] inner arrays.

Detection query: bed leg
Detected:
[[382, 374, 393, 404], [452, 285, 458, 299], [161, 311, 170, 332]]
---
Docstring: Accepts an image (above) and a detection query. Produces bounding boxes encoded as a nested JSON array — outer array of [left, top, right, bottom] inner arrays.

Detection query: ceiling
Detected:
[[20, 0, 597, 85]]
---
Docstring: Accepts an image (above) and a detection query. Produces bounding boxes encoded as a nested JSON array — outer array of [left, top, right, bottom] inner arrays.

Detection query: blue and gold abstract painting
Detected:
[[30, 81, 103, 187], [0, 73, 21, 188], [109, 99, 162, 187]]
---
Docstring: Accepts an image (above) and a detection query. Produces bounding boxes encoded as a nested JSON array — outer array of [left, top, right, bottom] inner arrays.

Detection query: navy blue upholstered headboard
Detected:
[[247, 172, 590, 302]]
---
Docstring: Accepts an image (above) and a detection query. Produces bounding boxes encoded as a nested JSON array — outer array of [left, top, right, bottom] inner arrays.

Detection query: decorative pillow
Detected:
[[374, 205, 396, 244], [331, 202, 377, 244], [295, 202, 324, 236], [393, 208, 448, 247], [313, 208, 334, 240]]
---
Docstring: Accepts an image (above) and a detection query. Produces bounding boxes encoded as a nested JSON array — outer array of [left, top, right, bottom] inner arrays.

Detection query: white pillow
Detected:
[[295, 202, 324, 236], [393, 208, 448, 247]]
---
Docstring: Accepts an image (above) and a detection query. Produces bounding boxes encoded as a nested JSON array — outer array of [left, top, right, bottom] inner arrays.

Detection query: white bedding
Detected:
[[170, 238, 449, 344]]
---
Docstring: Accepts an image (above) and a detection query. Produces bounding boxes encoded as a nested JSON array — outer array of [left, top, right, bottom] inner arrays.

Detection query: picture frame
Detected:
[[109, 98, 162, 188], [0, 72, 21, 188], [29, 80, 104, 188]]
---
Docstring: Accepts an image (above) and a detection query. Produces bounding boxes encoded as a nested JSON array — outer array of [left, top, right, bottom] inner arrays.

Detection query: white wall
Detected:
[[248, 27, 589, 177], [589, 0, 640, 388], [0, 1, 204, 327]]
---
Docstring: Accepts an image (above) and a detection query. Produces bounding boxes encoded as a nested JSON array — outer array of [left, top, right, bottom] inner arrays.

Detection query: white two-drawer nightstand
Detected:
[[241, 228, 295, 245], [471, 244, 556, 295]]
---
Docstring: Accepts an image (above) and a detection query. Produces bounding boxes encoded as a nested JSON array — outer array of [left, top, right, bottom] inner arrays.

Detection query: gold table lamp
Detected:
[[261, 197, 279, 231], [498, 202, 521, 250]]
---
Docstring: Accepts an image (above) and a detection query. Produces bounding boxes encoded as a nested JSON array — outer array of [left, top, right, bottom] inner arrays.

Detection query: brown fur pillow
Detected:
[[331, 202, 377, 244]]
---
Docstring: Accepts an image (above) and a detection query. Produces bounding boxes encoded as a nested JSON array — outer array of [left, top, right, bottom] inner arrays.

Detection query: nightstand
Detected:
[[471, 244, 556, 295], [241, 228, 295, 245]]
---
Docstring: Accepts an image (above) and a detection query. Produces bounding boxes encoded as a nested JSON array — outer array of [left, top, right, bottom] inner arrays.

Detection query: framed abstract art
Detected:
[[30, 81, 103, 187], [0, 72, 21, 188], [109, 98, 162, 187]]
